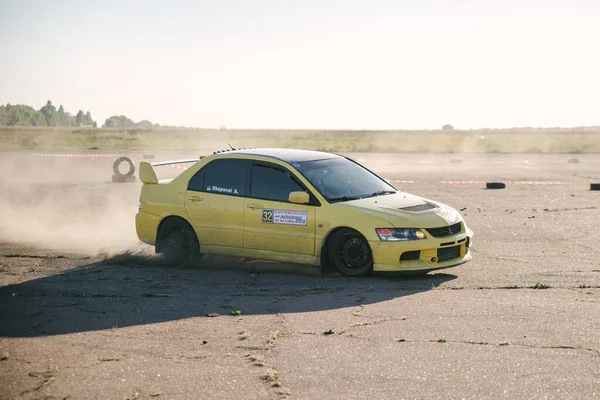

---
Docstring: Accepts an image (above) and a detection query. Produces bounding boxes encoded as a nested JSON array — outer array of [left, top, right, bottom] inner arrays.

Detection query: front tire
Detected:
[[157, 218, 200, 264], [327, 229, 373, 277]]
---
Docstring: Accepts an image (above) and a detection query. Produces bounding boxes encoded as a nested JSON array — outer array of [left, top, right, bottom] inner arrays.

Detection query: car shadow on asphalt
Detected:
[[0, 254, 456, 338]]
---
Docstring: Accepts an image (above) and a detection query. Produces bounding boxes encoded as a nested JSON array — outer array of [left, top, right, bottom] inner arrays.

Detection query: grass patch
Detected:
[[100, 357, 120, 362], [3, 254, 64, 259], [532, 283, 551, 289], [3, 126, 600, 153], [237, 345, 271, 351], [261, 370, 279, 382], [29, 370, 56, 379], [323, 329, 335, 336], [247, 355, 265, 366], [141, 293, 172, 298], [437, 338, 447, 343]]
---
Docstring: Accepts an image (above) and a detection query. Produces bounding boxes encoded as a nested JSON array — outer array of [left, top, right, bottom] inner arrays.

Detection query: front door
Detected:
[[243, 162, 316, 255]]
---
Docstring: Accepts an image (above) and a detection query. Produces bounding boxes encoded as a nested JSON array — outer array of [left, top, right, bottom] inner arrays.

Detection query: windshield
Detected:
[[292, 157, 397, 203]]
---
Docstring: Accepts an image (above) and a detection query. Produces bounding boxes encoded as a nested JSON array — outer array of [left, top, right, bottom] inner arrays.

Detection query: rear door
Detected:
[[185, 158, 250, 248], [244, 162, 316, 255]]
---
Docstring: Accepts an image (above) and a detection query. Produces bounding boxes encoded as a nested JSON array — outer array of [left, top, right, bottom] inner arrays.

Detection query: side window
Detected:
[[251, 164, 305, 202], [187, 167, 205, 192], [202, 159, 249, 196]]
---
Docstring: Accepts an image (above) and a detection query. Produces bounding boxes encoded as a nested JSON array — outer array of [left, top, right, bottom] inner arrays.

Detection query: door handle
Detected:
[[188, 195, 203, 203], [246, 203, 262, 210]]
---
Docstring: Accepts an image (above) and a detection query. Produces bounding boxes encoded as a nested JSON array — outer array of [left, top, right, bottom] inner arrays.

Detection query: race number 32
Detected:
[[262, 209, 273, 223]]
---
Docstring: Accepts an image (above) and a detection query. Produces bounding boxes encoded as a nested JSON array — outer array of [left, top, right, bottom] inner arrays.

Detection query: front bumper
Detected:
[[370, 229, 473, 272]]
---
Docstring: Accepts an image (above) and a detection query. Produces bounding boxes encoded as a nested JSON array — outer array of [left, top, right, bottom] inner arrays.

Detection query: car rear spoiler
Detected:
[[139, 157, 203, 184]]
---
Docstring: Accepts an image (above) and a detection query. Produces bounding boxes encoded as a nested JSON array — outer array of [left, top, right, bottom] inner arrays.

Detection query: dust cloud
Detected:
[[0, 152, 149, 255]]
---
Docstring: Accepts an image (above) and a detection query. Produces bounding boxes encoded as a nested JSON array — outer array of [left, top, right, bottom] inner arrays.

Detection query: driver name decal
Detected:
[[262, 209, 308, 226], [206, 185, 239, 195]]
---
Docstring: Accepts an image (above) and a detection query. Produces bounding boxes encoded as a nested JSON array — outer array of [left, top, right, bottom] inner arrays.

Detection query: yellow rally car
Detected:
[[135, 148, 473, 276]]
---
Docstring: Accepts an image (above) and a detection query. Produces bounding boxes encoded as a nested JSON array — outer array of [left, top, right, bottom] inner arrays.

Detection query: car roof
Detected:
[[213, 148, 343, 163]]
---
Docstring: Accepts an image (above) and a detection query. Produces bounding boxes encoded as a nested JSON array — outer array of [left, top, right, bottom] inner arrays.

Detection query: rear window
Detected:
[[199, 159, 250, 196]]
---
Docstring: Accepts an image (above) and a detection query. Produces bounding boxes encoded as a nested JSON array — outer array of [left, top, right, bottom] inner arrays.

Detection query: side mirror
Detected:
[[289, 191, 310, 204]]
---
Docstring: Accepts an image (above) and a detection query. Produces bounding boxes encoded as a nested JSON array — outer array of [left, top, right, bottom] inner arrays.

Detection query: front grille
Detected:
[[400, 203, 436, 212], [437, 245, 461, 262], [426, 222, 462, 238]]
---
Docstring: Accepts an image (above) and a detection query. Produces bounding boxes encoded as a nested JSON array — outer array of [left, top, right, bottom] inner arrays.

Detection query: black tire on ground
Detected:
[[327, 228, 373, 277], [591, 183, 600, 191], [486, 182, 506, 189], [157, 218, 200, 264], [113, 156, 136, 177]]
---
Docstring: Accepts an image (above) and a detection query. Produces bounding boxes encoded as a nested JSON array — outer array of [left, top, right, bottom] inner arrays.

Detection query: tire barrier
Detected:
[[568, 158, 580, 164], [591, 183, 600, 191], [112, 156, 136, 183], [113, 157, 135, 176], [486, 182, 506, 189], [112, 174, 137, 183]]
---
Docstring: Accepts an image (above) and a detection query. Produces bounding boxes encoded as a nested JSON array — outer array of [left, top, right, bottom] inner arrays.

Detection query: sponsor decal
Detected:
[[262, 209, 308, 226]]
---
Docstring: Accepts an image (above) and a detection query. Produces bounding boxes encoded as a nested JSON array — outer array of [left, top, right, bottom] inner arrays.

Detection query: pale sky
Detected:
[[1, 0, 599, 129]]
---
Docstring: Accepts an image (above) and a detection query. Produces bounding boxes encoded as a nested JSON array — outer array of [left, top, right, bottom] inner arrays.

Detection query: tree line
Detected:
[[0, 101, 156, 128], [0, 101, 96, 127]]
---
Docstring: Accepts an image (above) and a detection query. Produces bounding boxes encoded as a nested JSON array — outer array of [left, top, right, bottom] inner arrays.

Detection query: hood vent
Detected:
[[399, 203, 437, 212]]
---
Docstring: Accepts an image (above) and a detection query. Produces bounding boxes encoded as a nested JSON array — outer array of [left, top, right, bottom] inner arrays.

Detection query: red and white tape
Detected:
[[30, 153, 125, 157], [439, 180, 487, 184], [391, 180, 582, 185], [507, 181, 581, 185], [165, 164, 189, 170]]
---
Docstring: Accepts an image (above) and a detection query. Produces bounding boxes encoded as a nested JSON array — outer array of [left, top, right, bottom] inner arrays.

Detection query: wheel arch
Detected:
[[319, 226, 371, 271], [155, 215, 196, 254]]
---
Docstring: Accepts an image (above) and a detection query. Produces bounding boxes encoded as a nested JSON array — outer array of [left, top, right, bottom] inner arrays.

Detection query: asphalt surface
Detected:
[[0, 151, 599, 399]]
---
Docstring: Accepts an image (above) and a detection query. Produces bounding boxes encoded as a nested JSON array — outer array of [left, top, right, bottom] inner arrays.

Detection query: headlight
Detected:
[[376, 228, 427, 241], [437, 206, 460, 224]]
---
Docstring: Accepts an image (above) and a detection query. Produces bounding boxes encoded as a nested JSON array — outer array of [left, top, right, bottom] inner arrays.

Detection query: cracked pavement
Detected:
[[1, 152, 599, 399]]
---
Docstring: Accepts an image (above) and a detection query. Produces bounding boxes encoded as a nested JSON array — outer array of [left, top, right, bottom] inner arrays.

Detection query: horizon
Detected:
[[2, 99, 600, 132], [1, 0, 599, 130]]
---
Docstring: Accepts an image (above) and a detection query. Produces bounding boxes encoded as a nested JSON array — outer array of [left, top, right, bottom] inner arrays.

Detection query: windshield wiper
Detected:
[[365, 190, 396, 198], [328, 195, 363, 203]]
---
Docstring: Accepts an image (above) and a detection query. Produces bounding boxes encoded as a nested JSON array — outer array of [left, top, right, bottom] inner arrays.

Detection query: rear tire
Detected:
[[327, 229, 373, 277], [157, 218, 200, 264]]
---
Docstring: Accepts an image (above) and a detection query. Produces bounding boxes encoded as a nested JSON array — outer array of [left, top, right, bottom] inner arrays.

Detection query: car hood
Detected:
[[332, 192, 459, 228]]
